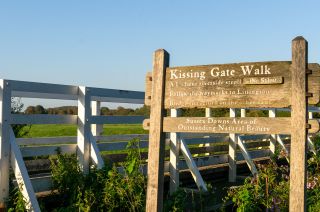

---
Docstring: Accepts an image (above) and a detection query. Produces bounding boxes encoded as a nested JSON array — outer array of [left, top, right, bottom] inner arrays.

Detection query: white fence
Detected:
[[0, 79, 318, 211]]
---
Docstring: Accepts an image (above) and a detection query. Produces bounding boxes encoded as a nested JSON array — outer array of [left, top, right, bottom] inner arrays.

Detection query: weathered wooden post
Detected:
[[0, 80, 11, 210], [289, 36, 308, 212], [146, 49, 169, 212], [77, 86, 91, 174]]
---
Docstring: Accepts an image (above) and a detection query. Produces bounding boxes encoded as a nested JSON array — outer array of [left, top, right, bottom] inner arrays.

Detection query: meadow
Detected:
[[21, 124, 147, 137]]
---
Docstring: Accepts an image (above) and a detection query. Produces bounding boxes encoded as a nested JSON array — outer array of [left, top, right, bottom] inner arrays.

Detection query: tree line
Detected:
[[24, 104, 294, 118], [24, 105, 151, 116]]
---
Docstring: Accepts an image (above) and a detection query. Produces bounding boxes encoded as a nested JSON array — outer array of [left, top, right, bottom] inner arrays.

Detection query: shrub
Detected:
[[47, 138, 146, 211]]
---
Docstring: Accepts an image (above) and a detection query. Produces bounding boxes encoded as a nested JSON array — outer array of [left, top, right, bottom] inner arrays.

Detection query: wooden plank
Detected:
[[98, 140, 149, 152], [96, 134, 149, 142], [89, 87, 145, 104], [162, 117, 285, 134], [146, 49, 169, 212], [89, 133, 104, 169], [307, 136, 316, 155], [90, 115, 145, 124], [269, 109, 276, 154], [289, 36, 308, 212], [307, 63, 320, 104], [169, 109, 181, 194], [240, 134, 271, 141], [17, 137, 77, 145], [172, 149, 270, 171], [276, 135, 289, 162], [77, 86, 91, 174], [91, 96, 144, 104], [229, 108, 237, 182], [180, 139, 207, 191], [145, 72, 152, 106], [145, 62, 320, 109], [9, 79, 78, 96], [21, 144, 77, 157], [10, 129, 41, 212], [238, 137, 258, 176], [12, 91, 77, 100], [0, 80, 11, 208], [143, 117, 319, 134], [12, 86, 144, 104], [10, 114, 78, 125], [165, 61, 292, 109], [184, 135, 229, 145]]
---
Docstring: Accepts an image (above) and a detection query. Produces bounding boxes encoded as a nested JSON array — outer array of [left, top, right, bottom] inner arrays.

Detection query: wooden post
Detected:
[[228, 108, 237, 182], [77, 86, 91, 174], [289, 36, 308, 212], [240, 108, 246, 118], [204, 108, 211, 156], [0, 80, 11, 210], [92, 101, 103, 136], [146, 49, 169, 212], [169, 109, 181, 194], [195, 108, 211, 157], [269, 109, 276, 154]]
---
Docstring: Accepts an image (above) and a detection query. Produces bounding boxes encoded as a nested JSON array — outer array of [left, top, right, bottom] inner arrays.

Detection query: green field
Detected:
[[21, 124, 148, 137]]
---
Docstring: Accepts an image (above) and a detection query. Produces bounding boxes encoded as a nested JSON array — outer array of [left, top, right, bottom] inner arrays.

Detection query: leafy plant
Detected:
[[224, 161, 289, 211], [46, 138, 146, 211], [164, 184, 215, 212], [7, 183, 27, 212]]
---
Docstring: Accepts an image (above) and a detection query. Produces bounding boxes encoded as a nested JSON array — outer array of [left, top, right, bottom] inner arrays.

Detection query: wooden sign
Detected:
[[145, 37, 319, 212], [143, 117, 319, 134], [145, 62, 320, 108]]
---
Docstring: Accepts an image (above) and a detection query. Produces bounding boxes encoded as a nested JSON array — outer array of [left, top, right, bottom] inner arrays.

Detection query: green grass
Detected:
[[21, 124, 148, 138]]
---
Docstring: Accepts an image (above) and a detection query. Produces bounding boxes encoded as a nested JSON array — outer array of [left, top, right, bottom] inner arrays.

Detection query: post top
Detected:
[[155, 49, 169, 54], [293, 36, 306, 41]]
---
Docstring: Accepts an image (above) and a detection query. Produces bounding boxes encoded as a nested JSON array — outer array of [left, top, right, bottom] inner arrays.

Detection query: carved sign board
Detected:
[[145, 62, 320, 109], [143, 117, 319, 134]]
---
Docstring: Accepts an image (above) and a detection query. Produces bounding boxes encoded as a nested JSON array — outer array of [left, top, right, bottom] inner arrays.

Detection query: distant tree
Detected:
[[11, 98, 31, 137], [25, 106, 36, 114], [134, 105, 150, 117], [25, 105, 47, 114], [116, 106, 134, 115], [34, 105, 47, 114]]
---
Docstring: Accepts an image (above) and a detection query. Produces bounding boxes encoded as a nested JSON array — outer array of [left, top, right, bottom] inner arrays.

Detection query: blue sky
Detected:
[[1, 1, 320, 107]]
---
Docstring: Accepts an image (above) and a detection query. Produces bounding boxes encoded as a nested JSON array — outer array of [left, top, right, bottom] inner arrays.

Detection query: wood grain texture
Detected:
[[145, 62, 320, 108], [143, 118, 319, 134], [146, 49, 169, 212], [145, 72, 152, 106], [289, 36, 308, 212]]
